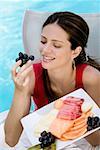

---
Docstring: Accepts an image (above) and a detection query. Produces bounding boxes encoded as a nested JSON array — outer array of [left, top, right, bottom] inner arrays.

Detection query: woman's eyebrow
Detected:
[[52, 39, 63, 43], [41, 35, 46, 39], [41, 35, 64, 43]]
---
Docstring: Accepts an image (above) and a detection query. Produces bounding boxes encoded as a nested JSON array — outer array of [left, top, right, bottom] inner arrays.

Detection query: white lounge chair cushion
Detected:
[[23, 10, 100, 62]]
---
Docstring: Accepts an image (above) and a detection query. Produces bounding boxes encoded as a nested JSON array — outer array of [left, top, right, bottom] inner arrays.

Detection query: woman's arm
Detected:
[[4, 60, 35, 147], [4, 89, 31, 147], [83, 66, 100, 146]]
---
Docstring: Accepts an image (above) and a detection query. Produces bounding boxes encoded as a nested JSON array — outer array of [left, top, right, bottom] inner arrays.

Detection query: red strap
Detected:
[[33, 63, 48, 109], [75, 64, 88, 89]]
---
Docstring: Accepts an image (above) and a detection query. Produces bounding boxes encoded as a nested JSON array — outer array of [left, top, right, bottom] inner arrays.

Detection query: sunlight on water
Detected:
[[0, 0, 100, 112]]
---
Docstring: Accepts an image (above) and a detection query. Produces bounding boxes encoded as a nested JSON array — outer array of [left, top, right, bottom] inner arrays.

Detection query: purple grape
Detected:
[[29, 55, 34, 61], [39, 137, 43, 142], [47, 132, 52, 138], [39, 131, 56, 148], [96, 120, 100, 128], [51, 135, 55, 143], [48, 137, 52, 143], [19, 52, 24, 59], [19, 59, 27, 67], [15, 52, 35, 67], [40, 143, 44, 148], [15, 57, 21, 62], [87, 126, 93, 131], [23, 53, 28, 59], [94, 116, 100, 123], [43, 139, 48, 145], [87, 116, 100, 131], [88, 116, 92, 122], [40, 131, 47, 137]]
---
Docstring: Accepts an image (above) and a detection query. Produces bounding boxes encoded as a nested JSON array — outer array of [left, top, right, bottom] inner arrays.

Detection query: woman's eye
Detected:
[[41, 41, 46, 44], [54, 45, 61, 48]]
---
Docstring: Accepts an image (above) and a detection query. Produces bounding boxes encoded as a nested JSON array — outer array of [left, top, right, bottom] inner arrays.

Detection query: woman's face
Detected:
[[39, 23, 74, 70]]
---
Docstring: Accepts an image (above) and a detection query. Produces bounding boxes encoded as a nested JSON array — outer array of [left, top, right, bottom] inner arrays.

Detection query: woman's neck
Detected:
[[47, 65, 76, 97]]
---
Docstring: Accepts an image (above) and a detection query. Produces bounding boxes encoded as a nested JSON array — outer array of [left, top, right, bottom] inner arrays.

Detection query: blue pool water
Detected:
[[0, 0, 100, 112]]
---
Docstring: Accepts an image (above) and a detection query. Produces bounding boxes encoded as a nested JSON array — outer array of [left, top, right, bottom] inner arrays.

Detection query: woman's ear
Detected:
[[72, 46, 82, 59]]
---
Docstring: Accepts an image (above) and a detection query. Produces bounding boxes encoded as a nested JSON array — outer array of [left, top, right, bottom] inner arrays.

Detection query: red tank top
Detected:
[[33, 63, 88, 109]]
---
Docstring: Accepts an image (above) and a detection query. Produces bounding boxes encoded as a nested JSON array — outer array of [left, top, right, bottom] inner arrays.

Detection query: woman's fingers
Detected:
[[11, 60, 22, 78], [15, 65, 33, 86], [11, 59, 33, 87], [17, 60, 33, 76], [19, 65, 33, 79]]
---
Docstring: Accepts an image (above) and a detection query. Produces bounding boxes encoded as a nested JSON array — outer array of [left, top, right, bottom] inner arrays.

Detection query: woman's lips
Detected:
[[43, 56, 55, 63]]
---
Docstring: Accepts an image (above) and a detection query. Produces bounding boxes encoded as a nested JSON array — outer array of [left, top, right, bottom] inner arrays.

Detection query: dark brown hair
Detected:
[[42, 11, 100, 70], [42, 12, 100, 102]]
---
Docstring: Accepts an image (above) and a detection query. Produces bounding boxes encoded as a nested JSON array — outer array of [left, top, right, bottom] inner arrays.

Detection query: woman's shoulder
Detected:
[[83, 65, 100, 105], [76, 63, 100, 89], [83, 65, 100, 85]]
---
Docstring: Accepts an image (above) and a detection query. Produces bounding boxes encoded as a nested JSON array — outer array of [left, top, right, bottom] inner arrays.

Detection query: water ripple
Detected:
[[0, 0, 99, 112]]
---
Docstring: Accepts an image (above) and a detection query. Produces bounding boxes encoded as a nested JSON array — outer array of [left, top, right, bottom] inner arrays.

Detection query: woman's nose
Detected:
[[42, 44, 52, 54]]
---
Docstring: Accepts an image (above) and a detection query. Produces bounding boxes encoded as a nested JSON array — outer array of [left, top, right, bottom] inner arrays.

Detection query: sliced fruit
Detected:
[[62, 126, 87, 140], [71, 121, 87, 131], [54, 98, 63, 109], [74, 113, 86, 124], [49, 118, 74, 138], [81, 101, 93, 113]]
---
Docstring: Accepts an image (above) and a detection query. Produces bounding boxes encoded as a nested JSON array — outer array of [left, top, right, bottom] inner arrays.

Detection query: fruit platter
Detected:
[[21, 88, 100, 150]]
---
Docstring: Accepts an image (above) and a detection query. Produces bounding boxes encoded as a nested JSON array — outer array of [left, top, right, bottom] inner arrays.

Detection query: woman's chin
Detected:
[[41, 60, 52, 69]]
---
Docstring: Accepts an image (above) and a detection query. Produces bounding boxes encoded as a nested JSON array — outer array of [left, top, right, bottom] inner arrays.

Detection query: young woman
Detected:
[[4, 12, 100, 149]]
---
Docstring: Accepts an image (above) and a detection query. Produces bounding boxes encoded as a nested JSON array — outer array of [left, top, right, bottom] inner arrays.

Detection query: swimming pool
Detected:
[[0, 0, 100, 112]]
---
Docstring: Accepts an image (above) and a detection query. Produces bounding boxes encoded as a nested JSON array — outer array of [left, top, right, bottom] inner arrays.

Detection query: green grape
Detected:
[[28, 142, 56, 150]]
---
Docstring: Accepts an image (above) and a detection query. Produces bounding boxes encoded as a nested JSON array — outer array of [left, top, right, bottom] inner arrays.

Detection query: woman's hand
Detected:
[[4, 59, 35, 147], [11, 59, 34, 94]]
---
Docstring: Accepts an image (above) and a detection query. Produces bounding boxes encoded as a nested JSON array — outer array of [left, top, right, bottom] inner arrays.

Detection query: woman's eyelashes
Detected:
[[41, 40, 62, 49], [41, 40, 46, 44], [53, 44, 62, 48]]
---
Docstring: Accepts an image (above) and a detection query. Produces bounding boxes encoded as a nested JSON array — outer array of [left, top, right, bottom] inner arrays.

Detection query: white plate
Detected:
[[21, 88, 100, 150]]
